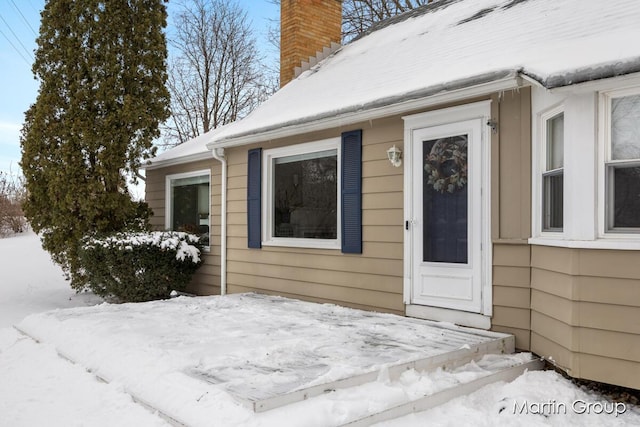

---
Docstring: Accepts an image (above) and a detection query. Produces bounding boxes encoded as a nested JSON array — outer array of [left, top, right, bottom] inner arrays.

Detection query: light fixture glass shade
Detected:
[[387, 144, 402, 167]]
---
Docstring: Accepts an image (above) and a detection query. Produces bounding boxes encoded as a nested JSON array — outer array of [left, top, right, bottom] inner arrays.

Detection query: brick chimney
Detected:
[[280, 0, 342, 87]]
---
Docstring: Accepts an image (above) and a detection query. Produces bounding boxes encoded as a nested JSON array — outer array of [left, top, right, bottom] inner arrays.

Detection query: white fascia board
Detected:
[[546, 71, 640, 94], [520, 73, 547, 89], [142, 151, 212, 170], [207, 73, 524, 150]]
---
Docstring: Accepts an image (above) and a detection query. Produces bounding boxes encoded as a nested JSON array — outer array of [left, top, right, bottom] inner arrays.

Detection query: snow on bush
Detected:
[[79, 231, 203, 303]]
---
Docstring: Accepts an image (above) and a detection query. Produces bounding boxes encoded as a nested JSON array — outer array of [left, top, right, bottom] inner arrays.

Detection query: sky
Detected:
[[0, 0, 279, 177]]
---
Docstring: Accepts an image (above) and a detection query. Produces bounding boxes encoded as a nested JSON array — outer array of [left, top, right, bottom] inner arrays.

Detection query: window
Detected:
[[166, 171, 210, 246], [531, 81, 640, 249], [247, 131, 362, 252], [605, 91, 640, 231], [262, 139, 340, 249], [542, 111, 564, 231]]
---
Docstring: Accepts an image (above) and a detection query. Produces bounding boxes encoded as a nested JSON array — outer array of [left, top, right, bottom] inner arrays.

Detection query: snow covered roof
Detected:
[[151, 0, 640, 163], [144, 125, 226, 169], [202, 0, 640, 149]]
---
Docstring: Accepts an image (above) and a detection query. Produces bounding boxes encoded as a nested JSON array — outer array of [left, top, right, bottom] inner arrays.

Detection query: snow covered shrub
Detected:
[[79, 231, 203, 302]]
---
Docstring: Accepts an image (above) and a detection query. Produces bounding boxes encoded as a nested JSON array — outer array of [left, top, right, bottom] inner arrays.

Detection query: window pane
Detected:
[[171, 176, 210, 245], [543, 172, 563, 230], [273, 150, 337, 239], [423, 135, 468, 264], [274, 149, 336, 165], [612, 95, 640, 160], [546, 113, 564, 170], [171, 175, 209, 187], [611, 166, 640, 228]]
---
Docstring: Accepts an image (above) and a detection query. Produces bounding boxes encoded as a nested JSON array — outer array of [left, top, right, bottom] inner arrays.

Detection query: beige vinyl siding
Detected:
[[492, 244, 531, 350], [489, 88, 533, 350], [143, 90, 534, 337], [140, 85, 640, 391], [224, 118, 404, 314], [145, 159, 221, 295], [492, 244, 531, 349], [493, 89, 532, 241], [531, 245, 640, 389], [142, 92, 536, 329]]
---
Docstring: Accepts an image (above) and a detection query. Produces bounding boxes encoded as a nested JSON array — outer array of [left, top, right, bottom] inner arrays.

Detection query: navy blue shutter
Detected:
[[247, 148, 262, 248], [341, 130, 362, 254]]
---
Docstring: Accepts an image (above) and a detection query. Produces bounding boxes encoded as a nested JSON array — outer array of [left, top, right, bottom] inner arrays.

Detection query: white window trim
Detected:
[[532, 104, 565, 239], [530, 84, 640, 251], [165, 169, 211, 250], [262, 138, 342, 250], [598, 86, 640, 240]]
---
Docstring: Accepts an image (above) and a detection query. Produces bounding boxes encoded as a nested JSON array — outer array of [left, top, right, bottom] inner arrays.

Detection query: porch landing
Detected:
[[17, 293, 528, 426], [189, 294, 514, 412]]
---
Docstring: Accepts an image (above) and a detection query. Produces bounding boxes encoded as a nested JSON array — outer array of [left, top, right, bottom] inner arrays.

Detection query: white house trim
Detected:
[[402, 100, 493, 328], [531, 103, 565, 240], [261, 138, 342, 250], [164, 169, 212, 251], [144, 152, 211, 170], [530, 79, 640, 250]]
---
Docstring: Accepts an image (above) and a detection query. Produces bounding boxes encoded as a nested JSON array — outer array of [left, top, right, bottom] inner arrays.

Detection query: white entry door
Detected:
[[404, 102, 491, 322]]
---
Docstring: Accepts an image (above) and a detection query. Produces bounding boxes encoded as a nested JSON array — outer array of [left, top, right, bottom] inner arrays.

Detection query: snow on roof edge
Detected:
[[151, 60, 640, 161], [143, 124, 230, 169], [210, 59, 640, 150], [527, 58, 640, 89], [153, 0, 640, 159], [208, 69, 521, 148], [143, 151, 211, 170]]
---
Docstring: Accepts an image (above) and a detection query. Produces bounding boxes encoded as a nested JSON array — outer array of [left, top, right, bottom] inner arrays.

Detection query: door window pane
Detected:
[[423, 135, 468, 263]]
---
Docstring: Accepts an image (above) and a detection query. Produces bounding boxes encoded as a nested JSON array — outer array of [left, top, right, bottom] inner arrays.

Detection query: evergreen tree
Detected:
[[20, 0, 170, 289]]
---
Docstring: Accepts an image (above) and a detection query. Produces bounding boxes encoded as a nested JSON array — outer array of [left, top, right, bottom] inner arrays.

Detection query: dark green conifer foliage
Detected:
[[20, 0, 170, 289]]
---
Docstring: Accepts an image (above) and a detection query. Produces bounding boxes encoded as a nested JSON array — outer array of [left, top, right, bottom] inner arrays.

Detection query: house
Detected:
[[144, 0, 640, 390]]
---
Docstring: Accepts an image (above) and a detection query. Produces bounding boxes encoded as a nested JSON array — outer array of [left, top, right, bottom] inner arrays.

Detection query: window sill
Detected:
[[528, 236, 640, 250], [262, 238, 341, 250]]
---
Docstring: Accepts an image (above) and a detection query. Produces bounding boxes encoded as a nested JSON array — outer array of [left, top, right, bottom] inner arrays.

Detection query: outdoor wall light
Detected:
[[387, 144, 403, 167]]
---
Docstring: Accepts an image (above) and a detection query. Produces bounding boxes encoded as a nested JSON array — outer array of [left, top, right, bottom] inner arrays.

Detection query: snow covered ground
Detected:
[[0, 232, 169, 426], [0, 230, 102, 328], [0, 327, 168, 427], [1, 231, 639, 426]]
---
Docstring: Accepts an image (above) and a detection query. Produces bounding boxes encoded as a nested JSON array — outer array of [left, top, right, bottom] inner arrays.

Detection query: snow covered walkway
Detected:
[[0, 328, 169, 426]]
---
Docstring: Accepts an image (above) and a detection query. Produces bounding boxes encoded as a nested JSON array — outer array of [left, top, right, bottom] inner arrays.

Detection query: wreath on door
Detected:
[[424, 136, 468, 193]]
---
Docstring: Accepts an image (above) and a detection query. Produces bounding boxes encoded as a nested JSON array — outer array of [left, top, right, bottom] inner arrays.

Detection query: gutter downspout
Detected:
[[211, 147, 227, 296]]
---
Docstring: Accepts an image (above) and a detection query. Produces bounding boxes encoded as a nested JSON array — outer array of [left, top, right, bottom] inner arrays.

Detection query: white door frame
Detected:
[[402, 101, 493, 329]]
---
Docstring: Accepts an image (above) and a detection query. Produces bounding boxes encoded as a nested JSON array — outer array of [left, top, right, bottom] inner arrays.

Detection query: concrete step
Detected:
[[215, 331, 515, 413], [341, 355, 544, 426]]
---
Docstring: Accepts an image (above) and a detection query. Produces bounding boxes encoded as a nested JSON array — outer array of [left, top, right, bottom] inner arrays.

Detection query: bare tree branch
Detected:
[[267, 0, 431, 55], [162, 0, 276, 147], [342, 0, 431, 41]]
